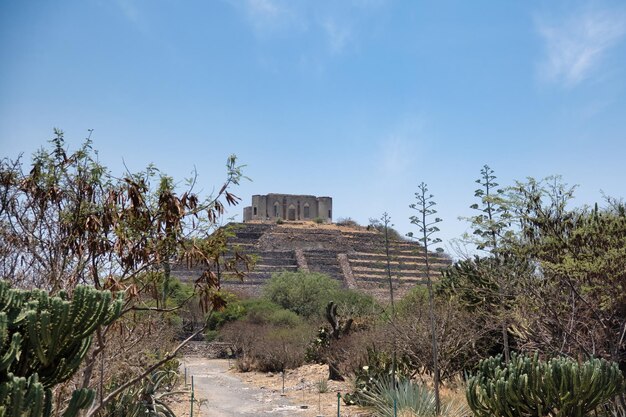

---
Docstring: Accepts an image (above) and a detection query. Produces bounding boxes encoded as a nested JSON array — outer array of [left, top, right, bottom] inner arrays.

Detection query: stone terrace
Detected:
[[172, 222, 451, 301]]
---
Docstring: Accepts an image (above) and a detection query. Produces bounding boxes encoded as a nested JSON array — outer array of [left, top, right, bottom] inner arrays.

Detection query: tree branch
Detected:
[[86, 317, 209, 417]]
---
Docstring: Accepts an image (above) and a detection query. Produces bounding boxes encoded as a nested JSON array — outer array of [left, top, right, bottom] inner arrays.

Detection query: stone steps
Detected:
[[349, 259, 450, 272], [303, 249, 344, 283], [175, 222, 453, 301]]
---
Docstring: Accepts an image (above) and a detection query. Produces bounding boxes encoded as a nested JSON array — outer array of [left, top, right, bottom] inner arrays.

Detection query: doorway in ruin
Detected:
[[288, 205, 296, 221]]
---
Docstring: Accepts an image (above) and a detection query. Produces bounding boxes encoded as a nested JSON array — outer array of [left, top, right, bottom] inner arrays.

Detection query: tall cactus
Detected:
[[0, 373, 46, 417], [0, 280, 123, 416], [466, 353, 624, 417]]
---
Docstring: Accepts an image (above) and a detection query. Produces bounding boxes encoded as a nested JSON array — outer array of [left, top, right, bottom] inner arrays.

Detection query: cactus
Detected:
[[0, 280, 123, 416], [466, 353, 625, 417], [0, 374, 45, 417]]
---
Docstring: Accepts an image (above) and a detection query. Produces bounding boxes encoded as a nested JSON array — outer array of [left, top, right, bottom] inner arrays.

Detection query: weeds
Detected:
[[315, 379, 329, 393]]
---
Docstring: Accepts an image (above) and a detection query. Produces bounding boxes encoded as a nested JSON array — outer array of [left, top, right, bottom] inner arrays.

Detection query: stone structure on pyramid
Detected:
[[173, 193, 450, 301], [243, 193, 332, 223]]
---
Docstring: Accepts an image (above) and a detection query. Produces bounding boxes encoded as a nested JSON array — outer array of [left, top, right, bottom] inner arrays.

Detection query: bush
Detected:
[[263, 272, 379, 320], [367, 218, 406, 241], [220, 321, 313, 373], [263, 272, 340, 318], [207, 292, 245, 330], [333, 289, 379, 318], [268, 309, 303, 327], [313, 217, 324, 224], [241, 298, 284, 324], [395, 285, 429, 317], [336, 217, 360, 227], [209, 296, 293, 328], [392, 296, 494, 381], [204, 329, 219, 342]]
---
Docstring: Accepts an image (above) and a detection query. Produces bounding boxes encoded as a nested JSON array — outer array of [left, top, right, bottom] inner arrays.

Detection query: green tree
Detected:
[[505, 177, 626, 412], [508, 178, 626, 359], [263, 271, 340, 318]]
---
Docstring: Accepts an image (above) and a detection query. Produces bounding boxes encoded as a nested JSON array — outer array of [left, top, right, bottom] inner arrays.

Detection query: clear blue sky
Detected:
[[2, 0, 625, 253]]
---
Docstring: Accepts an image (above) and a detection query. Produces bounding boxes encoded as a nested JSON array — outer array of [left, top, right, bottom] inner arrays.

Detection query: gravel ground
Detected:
[[180, 358, 307, 417], [179, 358, 371, 417]]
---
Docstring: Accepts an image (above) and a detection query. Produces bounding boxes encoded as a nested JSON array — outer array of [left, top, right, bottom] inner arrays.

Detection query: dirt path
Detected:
[[181, 358, 307, 417]]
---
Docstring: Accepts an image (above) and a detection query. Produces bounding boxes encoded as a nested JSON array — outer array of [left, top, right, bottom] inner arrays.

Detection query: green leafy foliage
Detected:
[[263, 272, 340, 318], [267, 309, 303, 327], [209, 295, 305, 334], [506, 179, 626, 369], [395, 285, 429, 316], [263, 271, 377, 319], [206, 292, 246, 330], [438, 255, 530, 316], [242, 298, 286, 325], [332, 290, 378, 320], [466, 353, 624, 417]]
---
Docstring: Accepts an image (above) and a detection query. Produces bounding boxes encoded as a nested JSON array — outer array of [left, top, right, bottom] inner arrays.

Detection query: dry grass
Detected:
[[236, 364, 470, 417]]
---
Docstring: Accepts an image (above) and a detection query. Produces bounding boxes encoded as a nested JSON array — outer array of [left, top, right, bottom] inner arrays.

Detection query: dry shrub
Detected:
[[319, 295, 493, 384], [394, 297, 495, 381], [221, 320, 314, 372], [56, 309, 179, 415], [329, 327, 390, 378]]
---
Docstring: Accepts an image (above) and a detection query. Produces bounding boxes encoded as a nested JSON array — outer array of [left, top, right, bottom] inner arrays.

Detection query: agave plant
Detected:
[[105, 369, 182, 417], [361, 375, 469, 417]]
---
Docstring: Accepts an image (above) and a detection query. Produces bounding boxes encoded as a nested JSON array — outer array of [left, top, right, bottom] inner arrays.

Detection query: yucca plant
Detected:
[[361, 375, 470, 417], [104, 369, 181, 417]]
